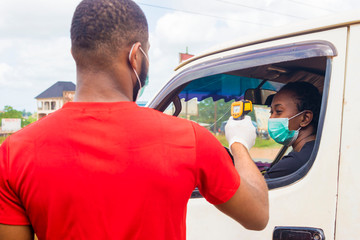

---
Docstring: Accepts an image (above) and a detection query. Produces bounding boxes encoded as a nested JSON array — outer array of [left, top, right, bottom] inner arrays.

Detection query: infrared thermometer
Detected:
[[231, 100, 253, 120]]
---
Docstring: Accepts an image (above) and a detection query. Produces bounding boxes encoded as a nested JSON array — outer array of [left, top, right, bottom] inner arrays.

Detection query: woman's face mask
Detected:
[[268, 111, 304, 146]]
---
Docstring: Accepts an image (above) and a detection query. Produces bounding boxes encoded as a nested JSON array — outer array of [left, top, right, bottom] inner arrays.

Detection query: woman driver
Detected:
[[264, 82, 321, 179]]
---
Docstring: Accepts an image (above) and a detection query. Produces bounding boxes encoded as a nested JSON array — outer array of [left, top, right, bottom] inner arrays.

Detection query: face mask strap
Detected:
[[139, 47, 149, 63], [129, 44, 136, 61], [129, 44, 149, 64], [129, 43, 143, 101], [129, 43, 148, 89], [133, 69, 142, 89], [289, 110, 305, 120]]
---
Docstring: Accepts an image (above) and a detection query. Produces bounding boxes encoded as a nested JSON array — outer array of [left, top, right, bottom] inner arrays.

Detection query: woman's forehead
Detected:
[[272, 90, 298, 108]]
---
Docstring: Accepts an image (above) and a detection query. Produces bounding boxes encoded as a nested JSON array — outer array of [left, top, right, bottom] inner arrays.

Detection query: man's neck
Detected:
[[74, 68, 134, 102]]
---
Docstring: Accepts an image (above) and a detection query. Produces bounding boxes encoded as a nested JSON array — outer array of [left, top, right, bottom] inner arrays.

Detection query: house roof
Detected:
[[35, 81, 76, 99]]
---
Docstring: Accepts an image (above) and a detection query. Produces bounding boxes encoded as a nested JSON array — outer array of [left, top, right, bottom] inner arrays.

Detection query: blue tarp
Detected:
[[178, 74, 282, 102]]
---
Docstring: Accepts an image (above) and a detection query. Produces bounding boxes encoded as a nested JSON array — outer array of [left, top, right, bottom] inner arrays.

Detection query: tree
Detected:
[[1, 106, 23, 119], [0, 106, 37, 128], [185, 98, 234, 132]]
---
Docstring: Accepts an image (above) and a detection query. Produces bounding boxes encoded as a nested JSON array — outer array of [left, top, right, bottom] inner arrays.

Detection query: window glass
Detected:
[[51, 101, 56, 110], [166, 74, 284, 164], [44, 102, 50, 110]]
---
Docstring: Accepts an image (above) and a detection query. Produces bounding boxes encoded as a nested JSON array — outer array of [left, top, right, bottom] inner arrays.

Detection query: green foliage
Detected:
[[254, 137, 281, 148], [214, 134, 229, 147], [22, 109, 33, 118], [0, 106, 37, 128], [183, 98, 257, 133], [21, 115, 37, 127], [0, 136, 7, 145], [1, 106, 22, 119], [185, 98, 233, 132]]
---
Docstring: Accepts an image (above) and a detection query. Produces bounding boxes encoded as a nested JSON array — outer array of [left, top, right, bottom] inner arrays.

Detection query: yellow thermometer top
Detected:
[[231, 100, 253, 120]]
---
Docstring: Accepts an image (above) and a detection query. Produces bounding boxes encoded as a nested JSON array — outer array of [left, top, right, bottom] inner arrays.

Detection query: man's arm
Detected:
[[215, 116, 269, 230], [215, 143, 269, 230], [0, 224, 34, 240]]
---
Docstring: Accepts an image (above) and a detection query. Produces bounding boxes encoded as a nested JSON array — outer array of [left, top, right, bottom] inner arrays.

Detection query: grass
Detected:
[[254, 137, 281, 148], [0, 136, 7, 145], [215, 134, 228, 147], [214, 134, 281, 149]]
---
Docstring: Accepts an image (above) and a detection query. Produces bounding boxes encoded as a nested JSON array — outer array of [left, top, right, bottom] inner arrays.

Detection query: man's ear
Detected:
[[300, 111, 313, 128], [128, 42, 142, 71]]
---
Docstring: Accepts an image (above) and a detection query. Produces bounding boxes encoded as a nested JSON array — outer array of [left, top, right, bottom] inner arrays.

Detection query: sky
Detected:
[[1, 0, 360, 113]]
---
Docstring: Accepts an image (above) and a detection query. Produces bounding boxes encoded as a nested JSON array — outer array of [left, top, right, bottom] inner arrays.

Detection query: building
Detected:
[[35, 81, 76, 119], [179, 47, 194, 63]]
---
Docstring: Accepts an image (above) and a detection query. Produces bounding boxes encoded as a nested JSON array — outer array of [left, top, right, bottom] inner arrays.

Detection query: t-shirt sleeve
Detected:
[[0, 138, 30, 225], [192, 122, 240, 205]]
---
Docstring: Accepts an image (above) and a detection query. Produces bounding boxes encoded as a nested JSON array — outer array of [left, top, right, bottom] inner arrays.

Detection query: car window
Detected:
[[149, 41, 335, 189], [163, 75, 284, 164]]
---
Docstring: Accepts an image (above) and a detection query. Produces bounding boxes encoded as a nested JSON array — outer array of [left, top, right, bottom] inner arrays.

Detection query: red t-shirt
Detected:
[[0, 102, 240, 240]]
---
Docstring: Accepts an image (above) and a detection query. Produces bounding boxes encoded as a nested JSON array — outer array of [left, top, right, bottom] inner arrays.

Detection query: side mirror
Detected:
[[245, 88, 277, 106]]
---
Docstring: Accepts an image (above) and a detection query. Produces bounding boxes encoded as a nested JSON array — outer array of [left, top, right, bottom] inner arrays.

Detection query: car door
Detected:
[[148, 27, 347, 239], [335, 23, 360, 239]]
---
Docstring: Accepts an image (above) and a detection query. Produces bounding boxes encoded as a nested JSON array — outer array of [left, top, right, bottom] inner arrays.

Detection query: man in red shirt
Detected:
[[0, 0, 268, 239]]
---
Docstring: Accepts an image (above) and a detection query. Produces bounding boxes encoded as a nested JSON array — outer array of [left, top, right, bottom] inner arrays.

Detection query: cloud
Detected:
[[2, 0, 360, 111], [2, 37, 74, 85], [0, 0, 80, 39], [156, 13, 218, 45], [0, 37, 75, 111], [0, 0, 78, 111], [141, 12, 223, 102], [141, 5, 276, 102], [0, 40, 13, 55], [141, 0, 360, 104], [141, 4, 276, 102], [0, 63, 16, 86]]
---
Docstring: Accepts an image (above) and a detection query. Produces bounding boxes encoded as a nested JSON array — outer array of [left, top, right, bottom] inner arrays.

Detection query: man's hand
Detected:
[[225, 116, 256, 151]]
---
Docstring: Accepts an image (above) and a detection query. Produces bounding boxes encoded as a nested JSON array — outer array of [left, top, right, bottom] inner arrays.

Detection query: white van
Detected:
[[147, 11, 360, 239]]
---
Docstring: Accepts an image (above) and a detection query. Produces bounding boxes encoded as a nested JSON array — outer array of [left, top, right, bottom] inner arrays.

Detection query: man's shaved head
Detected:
[[71, 0, 148, 68]]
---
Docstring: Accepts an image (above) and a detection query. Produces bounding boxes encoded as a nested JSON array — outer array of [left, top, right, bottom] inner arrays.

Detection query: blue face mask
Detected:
[[268, 111, 304, 146]]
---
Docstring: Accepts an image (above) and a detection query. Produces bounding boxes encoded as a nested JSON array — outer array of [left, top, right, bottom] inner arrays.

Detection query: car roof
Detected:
[[175, 10, 360, 71]]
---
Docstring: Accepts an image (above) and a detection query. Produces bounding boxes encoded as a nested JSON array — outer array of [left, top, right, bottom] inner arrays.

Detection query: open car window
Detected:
[[148, 40, 335, 190], [163, 74, 284, 165]]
